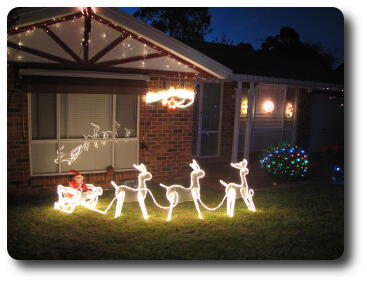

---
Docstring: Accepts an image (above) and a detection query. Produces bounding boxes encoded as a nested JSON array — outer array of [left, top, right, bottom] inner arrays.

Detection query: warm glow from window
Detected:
[[285, 102, 294, 118], [263, 100, 274, 113], [240, 97, 248, 117]]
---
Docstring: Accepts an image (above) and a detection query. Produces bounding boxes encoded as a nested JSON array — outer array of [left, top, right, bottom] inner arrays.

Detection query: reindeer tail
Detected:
[[219, 180, 228, 187], [159, 183, 169, 190]]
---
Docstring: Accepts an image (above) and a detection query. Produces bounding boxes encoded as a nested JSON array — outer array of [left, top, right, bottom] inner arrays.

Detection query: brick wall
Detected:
[[140, 78, 194, 182], [7, 66, 195, 192]]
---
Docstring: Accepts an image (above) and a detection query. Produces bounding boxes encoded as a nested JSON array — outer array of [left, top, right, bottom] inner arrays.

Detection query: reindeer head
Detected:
[[190, 159, 205, 179], [133, 163, 152, 181], [231, 159, 249, 175]]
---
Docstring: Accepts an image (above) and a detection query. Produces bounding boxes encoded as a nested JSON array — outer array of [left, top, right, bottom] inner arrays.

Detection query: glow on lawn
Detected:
[[263, 100, 275, 113], [219, 159, 256, 217], [145, 87, 195, 109], [54, 184, 103, 213]]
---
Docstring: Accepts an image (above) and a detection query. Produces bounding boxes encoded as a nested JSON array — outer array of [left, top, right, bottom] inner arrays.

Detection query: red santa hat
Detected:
[[69, 170, 81, 177]]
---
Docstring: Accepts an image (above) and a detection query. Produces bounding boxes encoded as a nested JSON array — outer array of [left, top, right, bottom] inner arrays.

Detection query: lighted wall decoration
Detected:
[[285, 102, 294, 118], [219, 159, 256, 217], [111, 164, 152, 219], [240, 96, 248, 118], [160, 160, 205, 221], [145, 87, 195, 109], [54, 184, 103, 213], [263, 100, 275, 113]]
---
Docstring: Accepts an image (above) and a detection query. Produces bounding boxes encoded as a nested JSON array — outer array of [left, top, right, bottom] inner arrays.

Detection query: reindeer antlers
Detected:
[[190, 159, 200, 170], [133, 163, 147, 172]]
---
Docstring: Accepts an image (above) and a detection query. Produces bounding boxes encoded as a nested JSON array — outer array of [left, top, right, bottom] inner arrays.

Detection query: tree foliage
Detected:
[[133, 8, 212, 41], [261, 26, 337, 70]]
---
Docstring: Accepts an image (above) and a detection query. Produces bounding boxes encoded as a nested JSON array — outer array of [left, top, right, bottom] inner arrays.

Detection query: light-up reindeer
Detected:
[[160, 160, 205, 221], [220, 159, 256, 217], [111, 164, 152, 220]]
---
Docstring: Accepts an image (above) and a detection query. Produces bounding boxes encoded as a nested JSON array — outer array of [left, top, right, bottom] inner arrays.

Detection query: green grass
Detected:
[[7, 183, 344, 260]]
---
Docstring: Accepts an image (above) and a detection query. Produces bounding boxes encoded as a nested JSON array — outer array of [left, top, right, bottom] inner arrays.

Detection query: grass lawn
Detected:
[[7, 182, 344, 260]]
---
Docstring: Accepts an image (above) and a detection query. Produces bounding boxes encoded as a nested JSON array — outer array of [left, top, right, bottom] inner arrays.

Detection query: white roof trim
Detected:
[[19, 68, 150, 81], [231, 73, 343, 90]]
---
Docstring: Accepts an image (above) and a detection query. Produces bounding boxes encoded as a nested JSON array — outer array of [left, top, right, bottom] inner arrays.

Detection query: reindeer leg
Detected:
[[167, 193, 175, 221], [114, 192, 125, 218], [226, 190, 231, 216], [193, 196, 203, 219], [138, 191, 148, 220]]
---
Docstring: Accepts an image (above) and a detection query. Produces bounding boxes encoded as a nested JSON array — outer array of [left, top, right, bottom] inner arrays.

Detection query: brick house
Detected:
[[7, 7, 343, 191]]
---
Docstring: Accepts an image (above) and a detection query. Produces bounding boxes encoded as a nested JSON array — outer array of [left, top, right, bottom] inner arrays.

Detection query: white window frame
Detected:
[[28, 92, 140, 176], [194, 81, 223, 158]]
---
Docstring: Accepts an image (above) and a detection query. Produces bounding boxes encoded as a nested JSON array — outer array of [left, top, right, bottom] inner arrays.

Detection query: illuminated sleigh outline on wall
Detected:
[[145, 87, 195, 109], [54, 184, 103, 213], [111, 164, 152, 220], [219, 159, 256, 217], [160, 160, 205, 221]]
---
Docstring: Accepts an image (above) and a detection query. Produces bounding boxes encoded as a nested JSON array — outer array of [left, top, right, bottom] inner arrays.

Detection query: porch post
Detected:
[[231, 81, 242, 163], [243, 82, 255, 161]]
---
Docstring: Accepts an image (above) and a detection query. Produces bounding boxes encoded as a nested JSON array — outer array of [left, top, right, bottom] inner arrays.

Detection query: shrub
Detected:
[[259, 143, 309, 182]]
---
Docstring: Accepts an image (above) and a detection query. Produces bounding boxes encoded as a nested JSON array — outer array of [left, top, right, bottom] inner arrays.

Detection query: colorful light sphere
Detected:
[[240, 97, 248, 117], [263, 100, 275, 113], [285, 102, 294, 118], [259, 143, 309, 182]]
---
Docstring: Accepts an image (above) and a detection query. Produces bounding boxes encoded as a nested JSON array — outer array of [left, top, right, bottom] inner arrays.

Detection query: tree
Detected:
[[212, 32, 234, 45], [261, 26, 337, 70], [133, 8, 212, 41]]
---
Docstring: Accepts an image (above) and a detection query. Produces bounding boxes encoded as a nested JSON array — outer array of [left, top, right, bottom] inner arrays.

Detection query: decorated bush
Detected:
[[259, 143, 309, 182]]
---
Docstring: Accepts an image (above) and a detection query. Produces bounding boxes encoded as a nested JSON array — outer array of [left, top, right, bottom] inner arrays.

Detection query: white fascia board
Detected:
[[19, 68, 150, 81], [13, 7, 80, 27], [95, 8, 233, 79], [232, 73, 343, 90]]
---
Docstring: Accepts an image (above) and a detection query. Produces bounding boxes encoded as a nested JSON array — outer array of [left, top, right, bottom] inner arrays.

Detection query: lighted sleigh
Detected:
[[54, 184, 103, 213]]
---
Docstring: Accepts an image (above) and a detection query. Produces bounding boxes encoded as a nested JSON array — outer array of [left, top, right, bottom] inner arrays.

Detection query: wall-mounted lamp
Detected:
[[263, 100, 274, 113]]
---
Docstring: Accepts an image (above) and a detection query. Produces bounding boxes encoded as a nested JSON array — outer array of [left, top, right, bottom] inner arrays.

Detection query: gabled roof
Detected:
[[7, 8, 232, 79]]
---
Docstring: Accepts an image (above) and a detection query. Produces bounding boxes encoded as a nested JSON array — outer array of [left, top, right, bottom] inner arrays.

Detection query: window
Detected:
[[193, 82, 223, 157], [30, 93, 139, 175]]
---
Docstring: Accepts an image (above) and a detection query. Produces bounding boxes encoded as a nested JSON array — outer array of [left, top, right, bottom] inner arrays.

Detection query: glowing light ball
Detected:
[[259, 143, 309, 182], [285, 102, 294, 118], [263, 100, 274, 113]]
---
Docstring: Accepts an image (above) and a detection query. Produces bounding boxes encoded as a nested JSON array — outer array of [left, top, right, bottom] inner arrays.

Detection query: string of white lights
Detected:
[[198, 194, 227, 211], [145, 189, 172, 210]]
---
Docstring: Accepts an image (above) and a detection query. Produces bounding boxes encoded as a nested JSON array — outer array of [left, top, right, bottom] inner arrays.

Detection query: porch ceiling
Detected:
[[8, 7, 230, 79]]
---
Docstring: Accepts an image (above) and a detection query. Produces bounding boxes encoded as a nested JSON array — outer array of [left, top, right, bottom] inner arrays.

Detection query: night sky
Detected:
[[120, 7, 344, 65]]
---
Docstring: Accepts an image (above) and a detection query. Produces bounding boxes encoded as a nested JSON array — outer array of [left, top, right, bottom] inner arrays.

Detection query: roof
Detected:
[[181, 39, 343, 85], [7, 8, 232, 79]]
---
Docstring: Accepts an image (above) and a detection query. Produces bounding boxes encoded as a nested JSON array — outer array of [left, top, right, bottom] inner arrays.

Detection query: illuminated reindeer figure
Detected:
[[111, 164, 152, 220], [160, 160, 205, 221], [220, 159, 256, 217]]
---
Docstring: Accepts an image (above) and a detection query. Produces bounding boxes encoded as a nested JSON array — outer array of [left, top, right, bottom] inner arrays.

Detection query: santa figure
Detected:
[[68, 170, 91, 200]]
